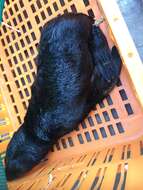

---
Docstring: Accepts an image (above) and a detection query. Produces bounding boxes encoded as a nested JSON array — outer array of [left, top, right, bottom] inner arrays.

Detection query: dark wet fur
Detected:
[[5, 13, 122, 180]]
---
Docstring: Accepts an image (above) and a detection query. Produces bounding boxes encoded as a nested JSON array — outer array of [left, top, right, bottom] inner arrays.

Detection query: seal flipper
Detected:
[[111, 46, 122, 77], [88, 25, 122, 103]]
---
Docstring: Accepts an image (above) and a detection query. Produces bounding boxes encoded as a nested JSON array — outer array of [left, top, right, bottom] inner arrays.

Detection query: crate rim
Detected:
[[97, 0, 143, 109]]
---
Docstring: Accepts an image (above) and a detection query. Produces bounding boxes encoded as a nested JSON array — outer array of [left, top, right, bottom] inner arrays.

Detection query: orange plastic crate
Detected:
[[0, 0, 143, 189]]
